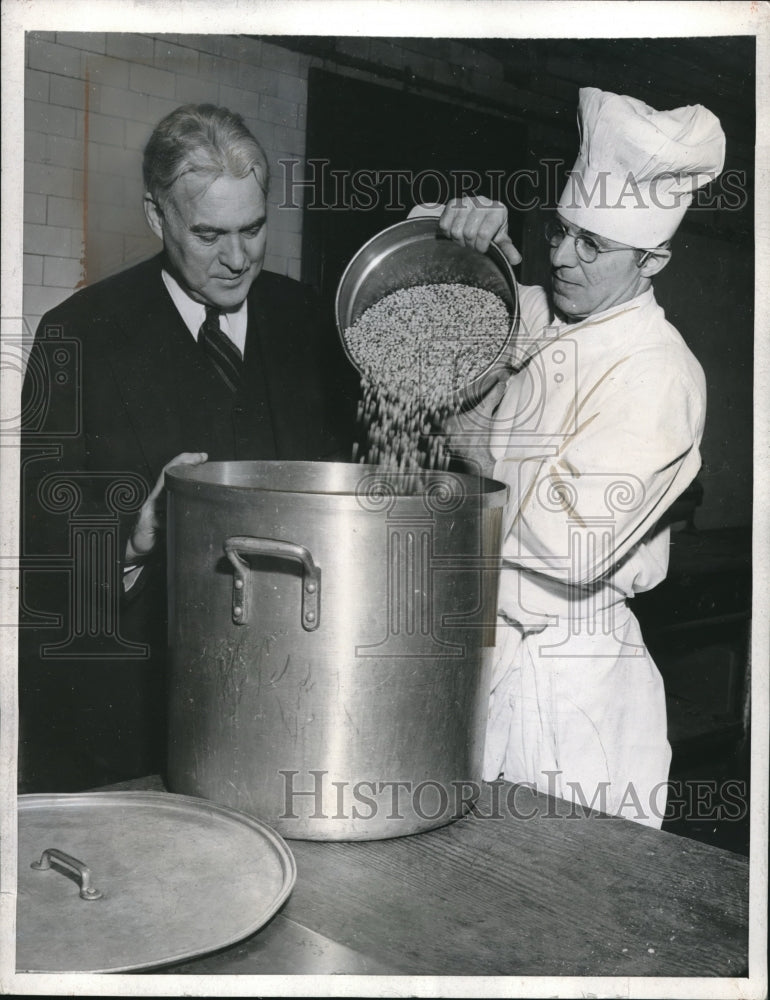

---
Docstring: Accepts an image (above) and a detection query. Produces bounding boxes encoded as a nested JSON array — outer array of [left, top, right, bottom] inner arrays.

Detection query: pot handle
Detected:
[[224, 535, 321, 631]]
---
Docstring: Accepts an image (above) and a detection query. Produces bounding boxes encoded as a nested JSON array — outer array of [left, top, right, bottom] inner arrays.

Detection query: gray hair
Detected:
[[143, 104, 269, 206]]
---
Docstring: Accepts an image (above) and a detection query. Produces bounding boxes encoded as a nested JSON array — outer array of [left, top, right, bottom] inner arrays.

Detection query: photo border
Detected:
[[2, 2, 767, 997]]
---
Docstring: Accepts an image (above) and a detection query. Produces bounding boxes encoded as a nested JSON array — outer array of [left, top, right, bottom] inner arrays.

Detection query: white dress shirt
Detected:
[[161, 269, 248, 357]]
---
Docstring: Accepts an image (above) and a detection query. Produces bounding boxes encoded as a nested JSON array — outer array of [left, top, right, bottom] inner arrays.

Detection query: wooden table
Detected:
[[118, 778, 750, 979]]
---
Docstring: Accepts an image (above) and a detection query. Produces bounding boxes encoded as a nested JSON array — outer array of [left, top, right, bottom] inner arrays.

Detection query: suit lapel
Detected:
[[240, 276, 279, 456], [105, 260, 289, 475], [245, 272, 322, 459], [104, 257, 230, 477]]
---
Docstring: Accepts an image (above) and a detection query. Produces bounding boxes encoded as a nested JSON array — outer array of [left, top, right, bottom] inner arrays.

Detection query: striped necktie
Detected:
[[198, 306, 243, 393]]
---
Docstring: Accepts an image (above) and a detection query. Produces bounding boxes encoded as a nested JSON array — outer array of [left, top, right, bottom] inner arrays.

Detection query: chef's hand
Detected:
[[408, 196, 522, 268], [444, 367, 510, 478], [126, 451, 208, 562]]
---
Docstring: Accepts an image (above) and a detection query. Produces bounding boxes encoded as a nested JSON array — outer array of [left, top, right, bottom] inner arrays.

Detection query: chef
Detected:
[[413, 87, 726, 827]]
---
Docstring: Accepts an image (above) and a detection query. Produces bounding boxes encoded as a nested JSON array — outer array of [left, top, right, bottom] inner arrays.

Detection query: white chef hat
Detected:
[[557, 87, 726, 247]]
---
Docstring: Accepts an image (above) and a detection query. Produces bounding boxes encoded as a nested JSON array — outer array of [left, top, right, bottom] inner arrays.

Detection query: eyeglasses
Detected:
[[544, 219, 654, 265]]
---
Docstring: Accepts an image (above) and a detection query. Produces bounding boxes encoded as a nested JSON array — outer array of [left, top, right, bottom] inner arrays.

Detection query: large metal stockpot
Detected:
[[165, 461, 507, 840]]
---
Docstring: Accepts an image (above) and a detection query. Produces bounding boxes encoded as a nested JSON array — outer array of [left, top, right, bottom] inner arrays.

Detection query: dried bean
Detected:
[[346, 283, 510, 485]]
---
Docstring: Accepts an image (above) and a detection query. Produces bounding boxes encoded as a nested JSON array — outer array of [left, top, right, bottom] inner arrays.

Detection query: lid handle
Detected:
[[31, 848, 103, 901]]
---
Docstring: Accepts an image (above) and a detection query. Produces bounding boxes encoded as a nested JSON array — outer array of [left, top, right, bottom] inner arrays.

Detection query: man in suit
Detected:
[[19, 104, 353, 791]]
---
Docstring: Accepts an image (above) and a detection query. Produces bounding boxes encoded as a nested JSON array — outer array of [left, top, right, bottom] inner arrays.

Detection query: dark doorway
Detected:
[[301, 67, 526, 311]]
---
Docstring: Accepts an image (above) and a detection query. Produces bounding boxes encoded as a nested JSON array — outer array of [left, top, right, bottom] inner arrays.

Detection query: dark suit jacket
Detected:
[[19, 254, 356, 791]]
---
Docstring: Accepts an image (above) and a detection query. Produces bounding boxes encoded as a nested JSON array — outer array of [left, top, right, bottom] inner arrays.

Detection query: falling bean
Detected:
[[347, 282, 509, 488]]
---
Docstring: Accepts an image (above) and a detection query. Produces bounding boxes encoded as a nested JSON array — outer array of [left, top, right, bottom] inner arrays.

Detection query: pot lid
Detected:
[[16, 791, 296, 973]]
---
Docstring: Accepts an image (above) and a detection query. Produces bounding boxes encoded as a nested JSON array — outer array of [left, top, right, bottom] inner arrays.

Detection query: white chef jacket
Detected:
[[470, 283, 706, 828]]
